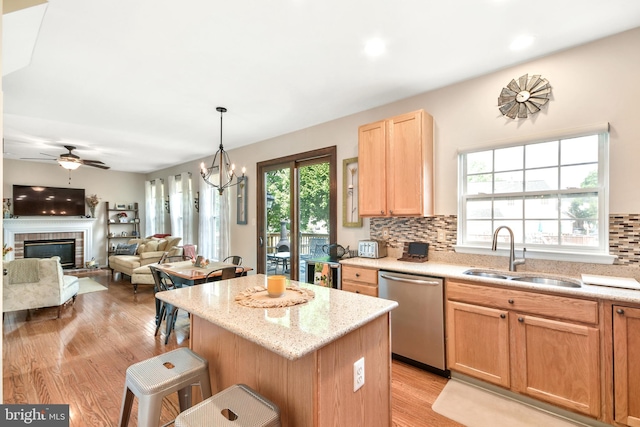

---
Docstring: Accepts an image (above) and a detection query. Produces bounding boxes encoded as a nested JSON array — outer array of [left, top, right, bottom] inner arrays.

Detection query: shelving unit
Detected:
[[105, 202, 140, 260]]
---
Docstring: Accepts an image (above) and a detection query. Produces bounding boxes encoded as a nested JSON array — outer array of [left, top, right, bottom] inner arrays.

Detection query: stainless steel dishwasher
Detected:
[[378, 271, 446, 373]]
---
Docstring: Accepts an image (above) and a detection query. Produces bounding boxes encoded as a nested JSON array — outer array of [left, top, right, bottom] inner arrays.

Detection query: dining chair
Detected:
[[222, 255, 243, 266], [203, 266, 238, 283], [149, 265, 181, 344]]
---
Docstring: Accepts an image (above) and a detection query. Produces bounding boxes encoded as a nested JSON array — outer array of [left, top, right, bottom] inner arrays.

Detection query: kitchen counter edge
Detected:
[[340, 257, 640, 304]]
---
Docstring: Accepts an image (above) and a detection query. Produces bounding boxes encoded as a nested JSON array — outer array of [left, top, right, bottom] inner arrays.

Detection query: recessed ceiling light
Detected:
[[364, 37, 386, 57], [510, 35, 535, 51]]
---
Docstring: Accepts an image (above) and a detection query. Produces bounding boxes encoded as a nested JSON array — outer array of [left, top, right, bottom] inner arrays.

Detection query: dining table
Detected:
[[154, 261, 253, 286]]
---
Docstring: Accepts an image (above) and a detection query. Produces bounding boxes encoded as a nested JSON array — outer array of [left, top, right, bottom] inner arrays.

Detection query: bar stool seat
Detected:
[[175, 383, 281, 427], [119, 347, 212, 427]]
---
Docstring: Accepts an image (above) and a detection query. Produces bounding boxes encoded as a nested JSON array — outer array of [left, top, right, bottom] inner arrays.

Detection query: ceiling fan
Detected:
[[22, 145, 110, 170]]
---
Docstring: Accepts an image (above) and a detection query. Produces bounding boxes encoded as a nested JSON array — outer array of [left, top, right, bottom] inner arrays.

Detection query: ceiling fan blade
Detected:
[[21, 157, 56, 161], [80, 159, 110, 169], [85, 163, 110, 170], [39, 152, 57, 157]]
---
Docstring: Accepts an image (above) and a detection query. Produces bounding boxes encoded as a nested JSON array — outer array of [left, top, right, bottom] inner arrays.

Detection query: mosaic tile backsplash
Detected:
[[370, 214, 640, 267]]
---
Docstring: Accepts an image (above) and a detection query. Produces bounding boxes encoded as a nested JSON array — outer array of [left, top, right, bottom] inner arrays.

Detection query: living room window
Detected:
[[457, 129, 610, 262], [145, 178, 166, 236], [168, 173, 195, 245], [198, 168, 230, 261]]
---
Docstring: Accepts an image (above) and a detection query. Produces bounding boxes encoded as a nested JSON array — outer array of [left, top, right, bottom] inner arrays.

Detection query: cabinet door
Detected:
[[358, 120, 387, 216], [512, 314, 600, 418], [387, 111, 424, 216], [614, 305, 640, 426], [447, 301, 510, 388]]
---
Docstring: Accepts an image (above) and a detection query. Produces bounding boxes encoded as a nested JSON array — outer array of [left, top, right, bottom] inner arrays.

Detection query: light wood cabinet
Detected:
[[342, 265, 378, 297], [613, 305, 640, 426], [446, 280, 601, 418], [447, 300, 510, 387], [358, 110, 434, 217]]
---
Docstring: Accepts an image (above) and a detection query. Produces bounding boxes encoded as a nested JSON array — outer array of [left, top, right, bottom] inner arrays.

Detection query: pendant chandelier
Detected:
[[200, 107, 246, 195]]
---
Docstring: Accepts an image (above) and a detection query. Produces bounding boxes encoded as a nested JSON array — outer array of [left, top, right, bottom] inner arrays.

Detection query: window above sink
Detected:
[[456, 124, 614, 264]]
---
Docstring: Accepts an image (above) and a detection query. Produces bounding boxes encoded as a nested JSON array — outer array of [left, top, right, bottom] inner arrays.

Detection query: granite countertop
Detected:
[[155, 274, 398, 361], [341, 257, 640, 304]]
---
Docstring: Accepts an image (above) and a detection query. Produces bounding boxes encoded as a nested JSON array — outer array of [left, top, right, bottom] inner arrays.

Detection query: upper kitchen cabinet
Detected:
[[358, 110, 434, 217]]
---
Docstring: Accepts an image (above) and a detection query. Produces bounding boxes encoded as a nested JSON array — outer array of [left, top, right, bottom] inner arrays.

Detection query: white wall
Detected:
[[4, 27, 639, 273], [3, 159, 146, 266], [196, 27, 640, 271]]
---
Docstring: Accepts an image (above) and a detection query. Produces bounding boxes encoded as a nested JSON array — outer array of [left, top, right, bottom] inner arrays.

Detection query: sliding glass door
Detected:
[[257, 147, 336, 281]]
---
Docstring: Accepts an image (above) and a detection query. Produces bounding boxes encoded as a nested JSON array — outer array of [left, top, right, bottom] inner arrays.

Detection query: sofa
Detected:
[[108, 235, 182, 280], [3, 256, 80, 318]]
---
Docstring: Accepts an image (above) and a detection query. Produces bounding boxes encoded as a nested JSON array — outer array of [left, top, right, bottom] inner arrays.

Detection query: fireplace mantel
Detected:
[[3, 217, 95, 263]]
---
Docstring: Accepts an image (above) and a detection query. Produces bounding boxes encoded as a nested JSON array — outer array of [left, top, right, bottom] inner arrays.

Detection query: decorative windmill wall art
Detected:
[[498, 74, 551, 119]]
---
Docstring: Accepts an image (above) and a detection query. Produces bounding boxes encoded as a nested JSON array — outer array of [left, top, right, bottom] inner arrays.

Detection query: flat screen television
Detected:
[[12, 185, 86, 217]]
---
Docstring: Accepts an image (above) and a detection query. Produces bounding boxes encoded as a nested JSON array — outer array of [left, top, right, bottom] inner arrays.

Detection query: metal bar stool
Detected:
[[175, 384, 281, 427], [119, 347, 212, 427]]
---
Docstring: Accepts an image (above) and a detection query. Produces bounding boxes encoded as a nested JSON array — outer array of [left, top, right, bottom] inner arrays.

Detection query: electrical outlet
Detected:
[[437, 229, 446, 242], [353, 357, 365, 392], [382, 227, 390, 239]]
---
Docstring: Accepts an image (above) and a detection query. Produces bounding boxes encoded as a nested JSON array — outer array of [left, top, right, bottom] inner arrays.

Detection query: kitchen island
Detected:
[[155, 274, 398, 427]]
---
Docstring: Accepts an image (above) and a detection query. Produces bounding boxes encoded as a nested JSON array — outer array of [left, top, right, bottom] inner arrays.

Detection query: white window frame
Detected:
[[455, 126, 614, 264]]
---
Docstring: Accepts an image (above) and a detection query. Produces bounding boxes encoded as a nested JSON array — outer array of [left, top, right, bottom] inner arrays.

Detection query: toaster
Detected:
[[358, 240, 387, 258]]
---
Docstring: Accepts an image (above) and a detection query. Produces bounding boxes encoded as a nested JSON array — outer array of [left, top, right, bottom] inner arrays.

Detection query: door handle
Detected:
[[259, 236, 264, 247]]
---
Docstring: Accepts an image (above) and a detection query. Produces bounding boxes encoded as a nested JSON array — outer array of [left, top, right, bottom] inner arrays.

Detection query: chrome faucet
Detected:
[[491, 226, 526, 272]]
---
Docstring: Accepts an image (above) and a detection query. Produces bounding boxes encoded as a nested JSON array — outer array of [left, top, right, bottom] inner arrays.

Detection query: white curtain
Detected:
[[198, 170, 230, 261], [145, 179, 165, 237], [168, 173, 195, 244]]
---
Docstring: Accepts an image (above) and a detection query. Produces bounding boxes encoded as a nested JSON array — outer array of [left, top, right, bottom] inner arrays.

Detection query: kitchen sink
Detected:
[[462, 270, 510, 280], [462, 269, 582, 288], [510, 276, 581, 288]]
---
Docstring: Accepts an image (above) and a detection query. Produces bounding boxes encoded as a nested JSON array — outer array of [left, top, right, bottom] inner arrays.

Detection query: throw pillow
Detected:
[[143, 241, 160, 252], [156, 239, 168, 251], [153, 233, 171, 238], [115, 243, 138, 255]]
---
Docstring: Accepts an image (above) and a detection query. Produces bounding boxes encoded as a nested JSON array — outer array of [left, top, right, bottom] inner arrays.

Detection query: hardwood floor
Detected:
[[3, 272, 461, 426]]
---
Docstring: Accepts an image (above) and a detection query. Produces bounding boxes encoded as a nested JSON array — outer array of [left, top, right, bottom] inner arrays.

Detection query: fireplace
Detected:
[[24, 239, 76, 268], [3, 218, 95, 268]]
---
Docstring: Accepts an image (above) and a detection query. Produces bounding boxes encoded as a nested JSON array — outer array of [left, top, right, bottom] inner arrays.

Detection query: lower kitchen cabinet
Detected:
[[613, 305, 640, 426], [447, 301, 510, 388], [446, 279, 601, 418], [512, 313, 600, 418], [342, 265, 378, 297]]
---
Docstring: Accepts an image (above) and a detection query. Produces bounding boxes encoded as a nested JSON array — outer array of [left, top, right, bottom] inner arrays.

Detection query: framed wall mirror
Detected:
[[237, 176, 248, 225], [342, 157, 362, 227]]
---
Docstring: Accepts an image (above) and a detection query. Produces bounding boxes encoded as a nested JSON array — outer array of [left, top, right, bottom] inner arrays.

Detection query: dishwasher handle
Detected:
[[379, 273, 441, 286]]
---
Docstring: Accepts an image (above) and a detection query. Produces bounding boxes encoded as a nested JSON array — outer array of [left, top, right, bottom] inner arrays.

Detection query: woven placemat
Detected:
[[235, 284, 315, 308]]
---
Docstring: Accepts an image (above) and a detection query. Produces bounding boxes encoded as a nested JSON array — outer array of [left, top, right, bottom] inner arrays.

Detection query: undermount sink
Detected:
[[510, 276, 582, 288], [462, 270, 509, 280], [462, 269, 582, 288]]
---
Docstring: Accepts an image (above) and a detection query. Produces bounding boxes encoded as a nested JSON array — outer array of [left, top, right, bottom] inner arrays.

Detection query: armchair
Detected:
[[3, 256, 79, 319]]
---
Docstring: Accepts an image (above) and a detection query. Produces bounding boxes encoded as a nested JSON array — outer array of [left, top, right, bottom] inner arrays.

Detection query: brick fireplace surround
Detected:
[[3, 218, 95, 268]]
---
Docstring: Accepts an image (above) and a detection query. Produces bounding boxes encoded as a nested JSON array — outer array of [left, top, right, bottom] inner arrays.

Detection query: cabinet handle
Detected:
[[390, 210, 393, 214], [518, 317, 524, 322], [355, 290, 360, 294], [381, 210, 384, 215], [355, 273, 360, 277], [508, 299, 514, 304], [500, 314, 506, 319], [616, 308, 625, 315]]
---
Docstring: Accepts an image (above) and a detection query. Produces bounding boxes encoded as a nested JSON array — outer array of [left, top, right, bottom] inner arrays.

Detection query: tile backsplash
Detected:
[[370, 214, 640, 271]]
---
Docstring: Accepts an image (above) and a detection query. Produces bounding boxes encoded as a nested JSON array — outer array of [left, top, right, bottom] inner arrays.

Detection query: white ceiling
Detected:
[[3, 0, 640, 173]]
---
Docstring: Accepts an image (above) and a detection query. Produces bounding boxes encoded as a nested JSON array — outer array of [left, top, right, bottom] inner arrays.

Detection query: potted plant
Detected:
[[85, 194, 100, 218]]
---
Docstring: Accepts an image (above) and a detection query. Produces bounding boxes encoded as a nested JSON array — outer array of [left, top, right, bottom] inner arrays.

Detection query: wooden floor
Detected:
[[3, 272, 462, 427]]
